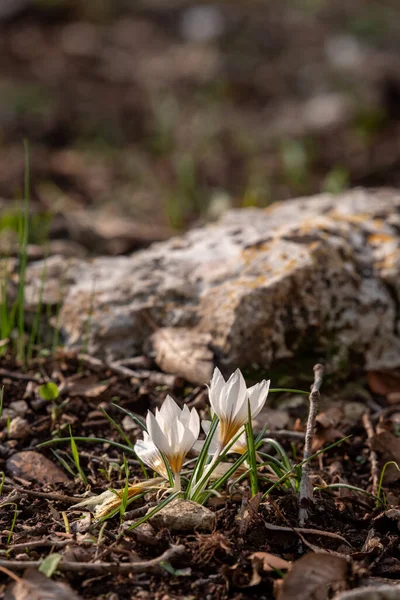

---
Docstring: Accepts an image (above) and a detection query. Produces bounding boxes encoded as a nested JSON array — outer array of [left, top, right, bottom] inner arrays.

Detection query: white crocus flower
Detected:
[[134, 433, 169, 480], [208, 367, 270, 450], [194, 421, 247, 456], [146, 395, 200, 491]]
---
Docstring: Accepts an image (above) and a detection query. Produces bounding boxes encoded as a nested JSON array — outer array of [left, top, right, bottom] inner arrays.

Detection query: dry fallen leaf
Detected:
[[236, 492, 261, 536], [313, 406, 345, 451], [367, 371, 400, 397], [369, 432, 400, 484], [278, 553, 350, 600], [64, 375, 109, 398], [334, 583, 400, 599], [250, 552, 291, 586], [5, 568, 82, 600], [6, 451, 70, 485]]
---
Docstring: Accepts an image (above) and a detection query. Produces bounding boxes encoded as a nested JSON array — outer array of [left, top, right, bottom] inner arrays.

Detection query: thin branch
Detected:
[[264, 429, 305, 441], [263, 521, 351, 547], [77, 353, 176, 385], [0, 369, 44, 384], [8, 539, 72, 552], [299, 363, 324, 526], [362, 412, 379, 497], [1, 484, 82, 504], [0, 544, 186, 575]]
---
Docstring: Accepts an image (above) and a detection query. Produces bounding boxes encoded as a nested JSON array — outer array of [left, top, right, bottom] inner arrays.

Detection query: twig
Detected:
[[264, 429, 305, 441], [299, 363, 324, 526], [1, 484, 82, 504], [112, 356, 152, 369], [0, 566, 21, 583], [8, 539, 73, 552], [263, 521, 351, 546], [0, 544, 186, 574], [362, 412, 379, 497], [107, 365, 176, 386], [77, 353, 176, 385], [0, 369, 44, 384], [123, 502, 157, 521]]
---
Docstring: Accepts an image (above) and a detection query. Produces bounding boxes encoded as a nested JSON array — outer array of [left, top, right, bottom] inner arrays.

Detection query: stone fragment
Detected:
[[150, 327, 213, 385], [121, 415, 138, 433], [8, 417, 30, 440], [149, 498, 216, 533], [21, 189, 400, 382], [6, 451, 70, 484], [9, 400, 29, 417]]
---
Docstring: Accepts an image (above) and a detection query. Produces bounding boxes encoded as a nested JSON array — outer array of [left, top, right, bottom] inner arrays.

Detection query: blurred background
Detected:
[[1, 0, 400, 256]]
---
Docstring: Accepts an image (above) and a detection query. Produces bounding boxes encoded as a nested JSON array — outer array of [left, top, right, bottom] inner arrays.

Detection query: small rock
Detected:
[[9, 400, 29, 417], [149, 498, 216, 533], [14, 553, 31, 561], [121, 415, 138, 433], [6, 451, 70, 484], [0, 408, 16, 421], [344, 401, 367, 423], [8, 417, 30, 440]]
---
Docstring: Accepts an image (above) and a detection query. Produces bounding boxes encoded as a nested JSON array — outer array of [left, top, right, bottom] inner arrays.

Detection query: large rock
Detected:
[[22, 188, 400, 383]]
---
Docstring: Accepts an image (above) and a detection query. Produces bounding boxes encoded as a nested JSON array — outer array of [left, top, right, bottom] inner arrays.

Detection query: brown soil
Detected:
[[2, 1, 400, 238], [1, 353, 400, 598]]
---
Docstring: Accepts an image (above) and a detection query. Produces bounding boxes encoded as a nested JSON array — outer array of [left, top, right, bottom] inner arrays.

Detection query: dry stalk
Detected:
[[362, 412, 379, 497], [0, 544, 186, 575], [299, 363, 324, 526]]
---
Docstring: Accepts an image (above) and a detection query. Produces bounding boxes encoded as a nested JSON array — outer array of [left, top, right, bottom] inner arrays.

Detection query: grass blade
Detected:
[[69, 427, 88, 486], [245, 400, 258, 496], [111, 403, 147, 432], [185, 415, 219, 498], [100, 407, 133, 448], [38, 436, 138, 456]]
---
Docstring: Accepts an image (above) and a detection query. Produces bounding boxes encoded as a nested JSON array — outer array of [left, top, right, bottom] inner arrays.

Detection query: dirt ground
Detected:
[[2, 0, 400, 242], [2, 2, 400, 598], [1, 353, 400, 598]]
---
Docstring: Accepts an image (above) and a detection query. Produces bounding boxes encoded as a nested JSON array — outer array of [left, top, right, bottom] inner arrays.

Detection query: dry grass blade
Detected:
[[279, 552, 350, 600]]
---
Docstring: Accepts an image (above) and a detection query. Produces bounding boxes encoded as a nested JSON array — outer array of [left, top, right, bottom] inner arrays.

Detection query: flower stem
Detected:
[[190, 448, 221, 499], [172, 471, 181, 493]]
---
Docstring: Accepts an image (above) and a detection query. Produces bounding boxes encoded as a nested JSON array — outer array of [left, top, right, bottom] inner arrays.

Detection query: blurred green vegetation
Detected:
[[1, 0, 400, 232]]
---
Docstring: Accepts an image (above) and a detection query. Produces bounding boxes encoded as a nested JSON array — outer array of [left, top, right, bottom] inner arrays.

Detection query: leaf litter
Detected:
[[1, 353, 400, 598]]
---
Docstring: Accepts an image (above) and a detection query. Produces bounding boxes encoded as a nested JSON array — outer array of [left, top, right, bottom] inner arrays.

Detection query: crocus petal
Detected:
[[208, 367, 226, 415], [248, 379, 270, 419], [180, 404, 192, 428], [226, 369, 248, 423], [144, 395, 201, 477], [206, 368, 250, 447], [147, 411, 170, 456], [134, 435, 168, 479], [230, 428, 247, 454], [188, 407, 200, 439], [158, 395, 182, 428]]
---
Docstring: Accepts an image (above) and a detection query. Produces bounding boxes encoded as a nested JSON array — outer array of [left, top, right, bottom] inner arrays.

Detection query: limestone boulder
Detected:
[[22, 188, 400, 383]]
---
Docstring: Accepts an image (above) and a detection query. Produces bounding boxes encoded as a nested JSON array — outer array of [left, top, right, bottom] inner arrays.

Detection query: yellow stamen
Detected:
[[220, 419, 242, 448]]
